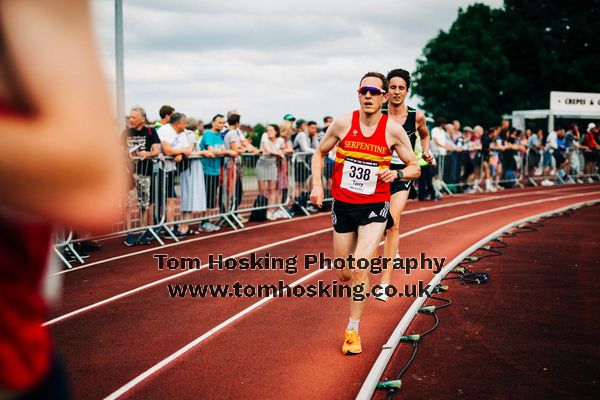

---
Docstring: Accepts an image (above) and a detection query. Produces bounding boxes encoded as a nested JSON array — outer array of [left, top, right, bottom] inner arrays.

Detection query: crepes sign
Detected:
[[550, 91, 600, 115]]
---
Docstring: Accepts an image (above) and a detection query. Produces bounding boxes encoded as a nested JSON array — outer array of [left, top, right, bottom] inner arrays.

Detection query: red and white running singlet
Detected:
[[331, 110, 392, 204]]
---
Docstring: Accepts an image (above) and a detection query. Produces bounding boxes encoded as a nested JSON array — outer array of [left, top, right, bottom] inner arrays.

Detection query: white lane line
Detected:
[[402, 185, 583, 215], [43, 227, 332, 326], [47, 188, 598, 327], [102, 190, 600, 400], [103, 267, 325, 400], [385, 187, 598, 242], [53, 212, 328, 275], [355, 198, 600, 399], [54, 185, 589, 276]]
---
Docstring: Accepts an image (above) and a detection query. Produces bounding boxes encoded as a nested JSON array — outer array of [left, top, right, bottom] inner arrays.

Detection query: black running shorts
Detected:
[[331, 200, 394, 233]]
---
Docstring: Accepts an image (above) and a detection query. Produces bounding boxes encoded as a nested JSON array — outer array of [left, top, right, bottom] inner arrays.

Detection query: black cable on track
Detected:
[[378, 211, 576, 398]]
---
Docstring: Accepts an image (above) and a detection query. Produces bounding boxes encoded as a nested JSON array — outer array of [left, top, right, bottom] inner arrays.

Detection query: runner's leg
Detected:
[[381, 189, 410, 284], [333, 231, 356, 282], [350, 221, 387, 320]]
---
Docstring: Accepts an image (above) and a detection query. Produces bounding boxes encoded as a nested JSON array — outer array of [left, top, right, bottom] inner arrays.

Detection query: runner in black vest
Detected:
[[374, 69, 434, 302]]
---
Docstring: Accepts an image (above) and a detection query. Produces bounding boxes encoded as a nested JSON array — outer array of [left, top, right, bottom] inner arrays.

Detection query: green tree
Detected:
[[499, 0, 600, 109], [413, 0, 600, 126], [413, 4, 511, 127], [252, 123, 266, 148]]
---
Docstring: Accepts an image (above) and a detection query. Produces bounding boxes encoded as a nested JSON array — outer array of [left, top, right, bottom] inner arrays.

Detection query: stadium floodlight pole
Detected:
[[115, 0, 125, 131]]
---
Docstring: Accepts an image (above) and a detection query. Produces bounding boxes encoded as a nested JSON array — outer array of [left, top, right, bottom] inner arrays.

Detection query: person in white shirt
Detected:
[[430, 118, 455, 197], [307, 121, 320, 150], [430, 118, 448, 157], [452, 119, 462, 143], [179, 129, 214, 235], [223, 113, 258, 221], [292, 119, 316, 153], [543, 129, 558, 177], [157, 112, 194, 235]]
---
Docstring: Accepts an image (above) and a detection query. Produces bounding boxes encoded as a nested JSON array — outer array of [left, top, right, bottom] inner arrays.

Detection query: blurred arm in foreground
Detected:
[[0, 0, 126, 231]]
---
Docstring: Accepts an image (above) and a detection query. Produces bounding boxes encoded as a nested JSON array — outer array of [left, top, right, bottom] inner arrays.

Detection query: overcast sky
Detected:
[[91, 0, 503, 125]]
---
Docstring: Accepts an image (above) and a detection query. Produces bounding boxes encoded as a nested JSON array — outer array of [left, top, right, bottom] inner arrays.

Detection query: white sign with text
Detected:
[[550, 91, 600, 115]]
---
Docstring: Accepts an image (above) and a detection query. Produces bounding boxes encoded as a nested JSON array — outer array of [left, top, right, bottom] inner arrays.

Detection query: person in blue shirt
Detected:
[[199, 114, 237, 230]]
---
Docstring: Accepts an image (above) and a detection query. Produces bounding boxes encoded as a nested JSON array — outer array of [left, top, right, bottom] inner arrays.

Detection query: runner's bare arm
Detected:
[[0, 0, 126, 230], [416, 112, 434, 164], [310, 117, 346, 207]]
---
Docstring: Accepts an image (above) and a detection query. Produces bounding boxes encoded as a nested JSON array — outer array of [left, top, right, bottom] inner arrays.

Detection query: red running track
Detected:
[[374, 204, 600, 399], [49, 184, 600, 399]]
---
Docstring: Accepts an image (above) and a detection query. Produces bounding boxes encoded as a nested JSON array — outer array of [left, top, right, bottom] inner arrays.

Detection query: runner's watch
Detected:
[[396, 169, 404, 181]]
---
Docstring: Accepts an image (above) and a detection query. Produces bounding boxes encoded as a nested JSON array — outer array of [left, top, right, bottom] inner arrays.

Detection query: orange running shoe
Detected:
[[342, 329, 362, 355]]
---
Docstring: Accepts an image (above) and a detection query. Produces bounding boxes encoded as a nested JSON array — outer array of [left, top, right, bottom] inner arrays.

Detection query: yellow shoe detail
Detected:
[[342, 329, 362, 355]]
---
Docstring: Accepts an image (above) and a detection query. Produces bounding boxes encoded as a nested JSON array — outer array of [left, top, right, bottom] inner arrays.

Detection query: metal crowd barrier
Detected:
[[54, 152, 299, 267], [55, 155, 238, 267], [53, 157, 168, 268], [290, 151, 334, 214], [289, 152, 312, 215], [53, 228, 80, 266], [54, 146, 599, 268], [523, 147, 599, 186], [231, 153, 292, 223], [432, 148, 599, 194]]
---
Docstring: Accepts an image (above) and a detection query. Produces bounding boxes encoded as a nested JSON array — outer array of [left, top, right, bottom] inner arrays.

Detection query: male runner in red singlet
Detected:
[[374, 68, 434, 302], [0, 1, 126, 398], [310, 72, 420, 354]]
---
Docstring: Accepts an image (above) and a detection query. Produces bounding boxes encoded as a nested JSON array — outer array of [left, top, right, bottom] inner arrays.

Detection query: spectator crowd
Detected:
[[122, 105, 328, 246], [118, 104, 600, 248], [426, 118, 600, 199]]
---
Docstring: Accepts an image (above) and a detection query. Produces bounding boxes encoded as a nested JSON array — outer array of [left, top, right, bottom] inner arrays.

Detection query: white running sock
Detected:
[[347, 318, 360, 333], [375, 283, 390, 302]]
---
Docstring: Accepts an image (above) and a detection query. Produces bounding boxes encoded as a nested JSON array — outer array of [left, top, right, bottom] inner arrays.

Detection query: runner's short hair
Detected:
[[386, 68, 411, 90], [212, 114, 224, 122], [307, 121, 317, 126], [359, 72, 388, 92]]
